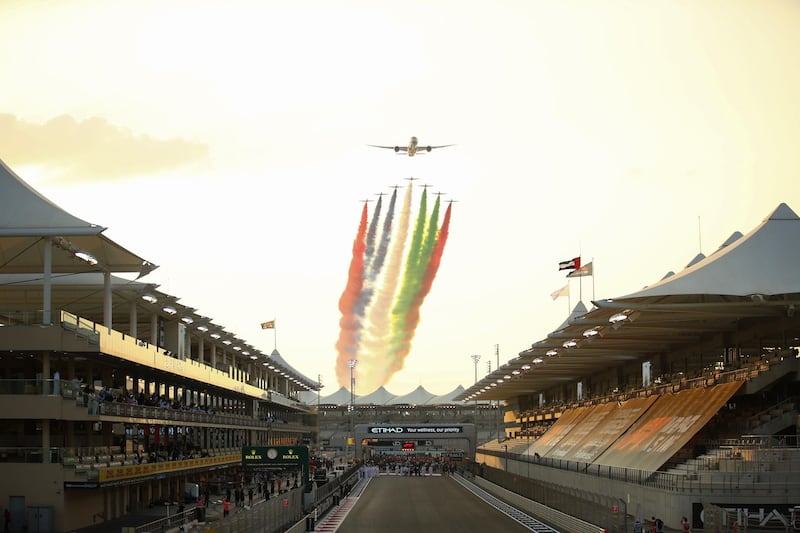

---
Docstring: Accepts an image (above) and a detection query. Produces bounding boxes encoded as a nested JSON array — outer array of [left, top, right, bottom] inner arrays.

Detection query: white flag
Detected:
[[550, 284, 569, 300]]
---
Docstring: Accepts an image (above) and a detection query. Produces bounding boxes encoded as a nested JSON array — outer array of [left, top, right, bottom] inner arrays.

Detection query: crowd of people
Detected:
[[84, 385, 216, 414], [364, 452, 463, 476]]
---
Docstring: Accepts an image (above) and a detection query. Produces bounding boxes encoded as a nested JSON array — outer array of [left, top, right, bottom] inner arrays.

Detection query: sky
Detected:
[[1, 0, 799, 397]]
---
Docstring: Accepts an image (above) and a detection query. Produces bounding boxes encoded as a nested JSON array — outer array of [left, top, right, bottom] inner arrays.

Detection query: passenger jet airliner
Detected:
[[368, 136, 454, 157]]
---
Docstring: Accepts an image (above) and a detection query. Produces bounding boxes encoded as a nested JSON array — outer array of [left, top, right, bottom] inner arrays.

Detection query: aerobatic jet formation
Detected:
[[368, 136, 454, 157]]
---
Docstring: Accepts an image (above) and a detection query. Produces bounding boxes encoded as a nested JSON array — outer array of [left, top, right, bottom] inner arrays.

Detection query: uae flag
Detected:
[[558, 257, 580, 271]]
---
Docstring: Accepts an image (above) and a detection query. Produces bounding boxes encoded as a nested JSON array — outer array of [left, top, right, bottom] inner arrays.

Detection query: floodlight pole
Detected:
[[495, 344, 502, 442], [347, 359, 357, 460], [470, 355, 481, 384], [470, 355, 481, 414], [317, 374, 322, 449]]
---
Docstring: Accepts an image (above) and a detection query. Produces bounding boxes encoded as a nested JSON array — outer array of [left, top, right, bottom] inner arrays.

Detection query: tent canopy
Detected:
[[460, 203, 800, 401]]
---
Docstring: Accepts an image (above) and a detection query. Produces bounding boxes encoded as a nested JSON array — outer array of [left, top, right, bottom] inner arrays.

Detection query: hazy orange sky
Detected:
[[1, 0, 799, 396]]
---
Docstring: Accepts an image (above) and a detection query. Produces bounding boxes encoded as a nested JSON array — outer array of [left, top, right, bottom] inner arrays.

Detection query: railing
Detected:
[[744, 395, 799, 428], [0, 447, 60, 463], [518, 359, 783, 423], [0, 309, 46, 326], [479, 447, 800, 494], [1, 309, 311, 407], [0, 378, 61, 395], [132, 507, 196, 533], [0, 378, 301, 424]]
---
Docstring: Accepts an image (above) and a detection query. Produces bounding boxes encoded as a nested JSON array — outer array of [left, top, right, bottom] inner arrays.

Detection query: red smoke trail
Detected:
[[335, 203, 369, 386], [391, 201, 452, 368]]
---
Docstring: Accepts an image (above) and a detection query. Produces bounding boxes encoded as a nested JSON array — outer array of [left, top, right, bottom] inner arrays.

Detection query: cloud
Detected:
[[0, 113, 209, 181]]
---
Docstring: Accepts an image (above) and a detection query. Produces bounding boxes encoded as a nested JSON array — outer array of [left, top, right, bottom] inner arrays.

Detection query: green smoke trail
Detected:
[[388, 188, 440, 357]]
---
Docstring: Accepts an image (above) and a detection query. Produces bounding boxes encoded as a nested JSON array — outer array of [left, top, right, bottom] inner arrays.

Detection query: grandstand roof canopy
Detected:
[[459, 203, 800, 401], [0, 158, 317, 390], [315, 385, 466, 406], [0, 158, 156, 276]]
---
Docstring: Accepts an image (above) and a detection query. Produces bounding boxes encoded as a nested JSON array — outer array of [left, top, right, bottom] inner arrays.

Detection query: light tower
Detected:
[[347, 359, 357, 458], [470, 355, 481, 414], [470, 354, 481, 384]]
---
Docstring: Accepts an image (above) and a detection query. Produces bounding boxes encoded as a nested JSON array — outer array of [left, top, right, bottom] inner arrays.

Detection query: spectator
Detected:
[[222, 497, 231, 517]]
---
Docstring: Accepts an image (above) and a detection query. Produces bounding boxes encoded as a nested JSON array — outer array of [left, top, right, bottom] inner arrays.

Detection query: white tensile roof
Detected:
[[392, 385, 436, 405], [356, 386, 397, 405], [463, 203, 800, 401], [622, 203, 800, 298], [427, 385, 466, 405], [317, 386, 356, 406], [0, 157, 156, 276], [315, 384, 466, 406]]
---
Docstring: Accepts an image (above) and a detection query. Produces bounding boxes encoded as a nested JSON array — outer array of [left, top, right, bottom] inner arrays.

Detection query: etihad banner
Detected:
[[529, 405, 593, 458], [595, 382, 742, 471], [367, 426, 463, 434], [549, 396, 658, 462]]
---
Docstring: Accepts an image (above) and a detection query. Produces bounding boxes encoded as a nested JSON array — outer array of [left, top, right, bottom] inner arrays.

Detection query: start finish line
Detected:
[[241, 445, 310, 486]]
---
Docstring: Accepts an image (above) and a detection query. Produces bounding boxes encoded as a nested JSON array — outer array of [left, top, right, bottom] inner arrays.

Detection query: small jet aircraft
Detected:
[[369, 136, 454, 157]]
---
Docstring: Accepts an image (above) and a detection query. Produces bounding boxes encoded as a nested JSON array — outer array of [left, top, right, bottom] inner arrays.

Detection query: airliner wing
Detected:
[[412, 144, 455, 155], [367, 144, 408, 152]]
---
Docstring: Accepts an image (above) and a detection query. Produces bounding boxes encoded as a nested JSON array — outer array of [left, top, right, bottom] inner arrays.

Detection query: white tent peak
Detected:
[[356, 386, 397, 405], [685, 253, 706, 268], [392, 386, 436, 405], [622, 203, 800, 299], [428, 385, 466, 405], [318, 386, 355, 405], [767, 202, 798, 221], [0, 157, 103, 235], [712, 232, 743, 255], [563, 301, 589, 328]]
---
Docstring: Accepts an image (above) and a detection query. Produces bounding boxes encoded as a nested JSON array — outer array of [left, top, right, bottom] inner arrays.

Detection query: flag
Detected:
[[550, 284, 569, 300], [260, 320, 275, 329], [558, 257, 581, 271], [566, 261, 593, 278]]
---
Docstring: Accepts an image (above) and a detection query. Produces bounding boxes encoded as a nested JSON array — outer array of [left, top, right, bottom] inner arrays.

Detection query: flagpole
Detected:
[[273, 318, 277, 351], [592, 257, 596, 301], [578, 246, 583, 306], [567, 281, 571, 313]]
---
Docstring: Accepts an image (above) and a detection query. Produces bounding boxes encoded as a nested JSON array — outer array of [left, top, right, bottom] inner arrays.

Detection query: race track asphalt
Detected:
[[335, 475, 540, 533]]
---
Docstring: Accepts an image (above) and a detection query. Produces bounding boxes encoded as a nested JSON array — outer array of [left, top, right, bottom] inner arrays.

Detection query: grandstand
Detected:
[[457, 203, 800, 531], [0, 158, 319, 532]]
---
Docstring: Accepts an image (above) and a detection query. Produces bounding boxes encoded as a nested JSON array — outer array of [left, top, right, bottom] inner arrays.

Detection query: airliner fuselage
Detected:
[[369, 136, 453, 157]]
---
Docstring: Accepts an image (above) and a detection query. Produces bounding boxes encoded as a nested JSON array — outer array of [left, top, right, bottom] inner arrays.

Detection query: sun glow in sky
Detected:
[[1, 0, 799, 396]]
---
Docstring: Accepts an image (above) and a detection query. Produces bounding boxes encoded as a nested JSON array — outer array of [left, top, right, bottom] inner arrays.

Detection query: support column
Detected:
[[42, 352, 51, 395], [42, 419, 51, 463], [103, 271, 113, 332], [129, 301, 138, 339], [43, 238, 52, 325], [151, 314, 159, 345]]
